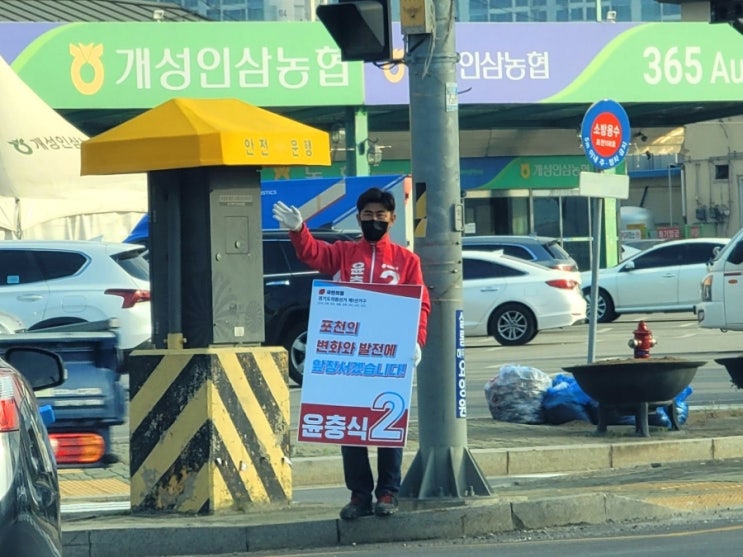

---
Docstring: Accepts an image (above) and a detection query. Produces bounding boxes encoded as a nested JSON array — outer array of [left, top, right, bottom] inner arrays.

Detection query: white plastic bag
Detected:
[[484, 364, 552, 424]]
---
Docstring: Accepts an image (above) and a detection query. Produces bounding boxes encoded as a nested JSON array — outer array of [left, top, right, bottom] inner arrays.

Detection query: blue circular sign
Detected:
[[580, 99, 630, 170]]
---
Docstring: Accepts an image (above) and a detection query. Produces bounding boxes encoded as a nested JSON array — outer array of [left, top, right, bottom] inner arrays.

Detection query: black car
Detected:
[[129, 227, 358, 385], [263, 229, 359, 385], [462, 235, 579, 273], [0, 346, 66, 557]]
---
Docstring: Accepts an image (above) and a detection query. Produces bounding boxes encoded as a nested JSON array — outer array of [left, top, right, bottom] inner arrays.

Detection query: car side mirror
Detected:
[[623, 260, 636, 271], [728, 243, 743, 265], [4, 347, 66, 391]]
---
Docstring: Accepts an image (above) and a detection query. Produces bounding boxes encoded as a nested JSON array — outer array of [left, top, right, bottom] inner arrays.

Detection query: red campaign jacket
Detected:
[[289, 224, 431, 346]]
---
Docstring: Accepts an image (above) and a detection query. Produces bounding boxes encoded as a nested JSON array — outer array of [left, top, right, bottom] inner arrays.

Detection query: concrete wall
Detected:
[[681, 118, 743, 238]]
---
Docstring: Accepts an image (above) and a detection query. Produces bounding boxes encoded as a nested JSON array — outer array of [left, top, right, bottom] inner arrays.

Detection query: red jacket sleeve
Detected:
[[407, 253, 430, 347], [288, 224, 343, 276]]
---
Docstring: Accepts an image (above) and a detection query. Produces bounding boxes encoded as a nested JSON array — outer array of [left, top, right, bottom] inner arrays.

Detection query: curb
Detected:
[[291, 435, 743, 486], [62, 493, 682, 557], [61, 435, 743, 557]]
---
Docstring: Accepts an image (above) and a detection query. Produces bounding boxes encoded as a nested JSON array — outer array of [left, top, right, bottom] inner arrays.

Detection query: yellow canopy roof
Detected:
[[81, 98, 330, 175]]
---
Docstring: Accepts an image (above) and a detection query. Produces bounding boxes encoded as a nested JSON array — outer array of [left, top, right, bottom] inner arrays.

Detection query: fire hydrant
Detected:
[[628, 320, 656, 358]]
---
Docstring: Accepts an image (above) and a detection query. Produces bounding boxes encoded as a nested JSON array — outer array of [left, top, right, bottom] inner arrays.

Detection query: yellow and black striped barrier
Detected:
[[128, 346, 290, 514]]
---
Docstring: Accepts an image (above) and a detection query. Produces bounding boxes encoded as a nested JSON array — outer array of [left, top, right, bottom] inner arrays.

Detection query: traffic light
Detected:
[[710, 0, 743, 23], [316, 0, 392, 62]]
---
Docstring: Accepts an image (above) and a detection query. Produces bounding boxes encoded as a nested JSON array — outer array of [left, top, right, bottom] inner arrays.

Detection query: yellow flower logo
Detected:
[[69, 43, 104, 95]]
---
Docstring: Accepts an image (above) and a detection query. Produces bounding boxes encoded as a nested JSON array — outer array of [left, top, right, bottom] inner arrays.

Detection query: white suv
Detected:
[[697, 226, 743, 332], [0, 241, 151, 351]]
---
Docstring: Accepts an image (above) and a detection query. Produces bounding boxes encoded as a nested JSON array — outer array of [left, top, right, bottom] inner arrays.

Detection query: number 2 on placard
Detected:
[[369, 392, 405, 442]]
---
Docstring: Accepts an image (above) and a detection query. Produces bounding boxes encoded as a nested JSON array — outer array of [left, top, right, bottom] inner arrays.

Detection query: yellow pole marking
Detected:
[[208, 381, 270, 503], [131, 381, 209, 504], [130, 353, 194, 433], [250, 349, 290, 412], [177, 464, 210, 513], [211, 464, 236, 510], [219, 352, 291, 494]]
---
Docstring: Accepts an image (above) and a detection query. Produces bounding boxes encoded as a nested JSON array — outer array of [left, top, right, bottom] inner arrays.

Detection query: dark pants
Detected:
[[341, 445, 402, 502]]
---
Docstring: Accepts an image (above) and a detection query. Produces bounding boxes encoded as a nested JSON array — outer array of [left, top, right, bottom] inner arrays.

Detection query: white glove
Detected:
[[414, 343, 422, 366], [272, 201, 303, 232]]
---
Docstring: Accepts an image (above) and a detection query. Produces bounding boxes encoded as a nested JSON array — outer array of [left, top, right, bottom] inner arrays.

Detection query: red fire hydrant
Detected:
[[628, 320, 656, 358]]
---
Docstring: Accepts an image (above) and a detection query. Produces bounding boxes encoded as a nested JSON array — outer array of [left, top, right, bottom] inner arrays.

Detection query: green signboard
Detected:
[[12, 22, 364, 108], [546, 23, 743, 103]]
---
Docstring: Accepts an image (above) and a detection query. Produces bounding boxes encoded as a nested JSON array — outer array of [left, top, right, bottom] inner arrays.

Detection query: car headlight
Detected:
[[701, 274, 713, 302]]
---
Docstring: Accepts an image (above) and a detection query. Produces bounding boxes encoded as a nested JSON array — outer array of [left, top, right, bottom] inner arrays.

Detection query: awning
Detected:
[[81, 98, 331, 175]]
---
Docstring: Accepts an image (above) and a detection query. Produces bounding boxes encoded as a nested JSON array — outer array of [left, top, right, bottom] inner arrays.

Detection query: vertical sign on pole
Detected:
[[579, 99, 630, 363]]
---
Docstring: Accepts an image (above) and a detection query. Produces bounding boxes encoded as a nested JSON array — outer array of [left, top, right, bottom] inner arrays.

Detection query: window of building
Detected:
[[715, 164, 730, 180], [660, 3, 681, 20], [223, 7, 246, 19], [641, 1, 661, 20], [247, 6, 264, 19], [490, 0, 513, 9], [492, 11, 514, 20]]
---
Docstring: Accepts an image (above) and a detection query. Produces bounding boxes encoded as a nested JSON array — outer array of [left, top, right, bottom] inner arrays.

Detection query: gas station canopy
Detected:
[[81, 98, 331, 175]]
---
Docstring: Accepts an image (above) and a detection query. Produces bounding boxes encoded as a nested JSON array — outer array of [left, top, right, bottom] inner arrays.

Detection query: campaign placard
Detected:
[[298, 280, 423, 448]]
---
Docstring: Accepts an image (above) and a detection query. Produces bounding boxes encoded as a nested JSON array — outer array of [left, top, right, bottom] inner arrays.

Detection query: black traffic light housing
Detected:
[[709, 0, 743, 34], [711, 0, 743, 21], [316, 0, 393, 62]]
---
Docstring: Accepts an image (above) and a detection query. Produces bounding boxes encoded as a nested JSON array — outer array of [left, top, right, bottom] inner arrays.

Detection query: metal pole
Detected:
[[587, 196, 603, 364], [400, 0, 491, 501], [680, 164, 687, 224], [668, 164, 673, 227]]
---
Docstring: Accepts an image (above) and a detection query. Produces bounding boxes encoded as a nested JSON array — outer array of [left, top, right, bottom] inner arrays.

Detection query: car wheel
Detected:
[[282, 322, 307, 386], [489, 303, 536, 346], [584, 288, 619, 323]]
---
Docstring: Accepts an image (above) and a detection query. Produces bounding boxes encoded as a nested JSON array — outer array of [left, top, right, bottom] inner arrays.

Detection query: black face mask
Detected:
[[360, 220, 389, 242]]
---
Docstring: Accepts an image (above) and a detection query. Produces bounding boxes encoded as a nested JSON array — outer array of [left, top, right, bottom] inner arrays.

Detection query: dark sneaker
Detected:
[[340, 497, 373, 520], [374, 493, 398, 517]]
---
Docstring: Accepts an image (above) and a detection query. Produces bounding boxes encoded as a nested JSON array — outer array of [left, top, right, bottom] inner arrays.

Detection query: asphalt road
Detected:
[[114, 313, 743, 445], [139, 516, 743, 557]]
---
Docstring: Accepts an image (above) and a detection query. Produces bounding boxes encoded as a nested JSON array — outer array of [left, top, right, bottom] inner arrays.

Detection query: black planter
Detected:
[[562, 358, 706, 436], [715, 356, 743, 389]]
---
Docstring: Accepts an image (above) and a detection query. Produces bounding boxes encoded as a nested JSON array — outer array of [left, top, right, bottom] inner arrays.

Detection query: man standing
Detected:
[[273, 187, 430, 520]]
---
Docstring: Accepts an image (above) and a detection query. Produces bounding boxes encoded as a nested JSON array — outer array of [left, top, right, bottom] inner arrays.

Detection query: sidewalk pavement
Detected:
[[62, 407, 743, 557]]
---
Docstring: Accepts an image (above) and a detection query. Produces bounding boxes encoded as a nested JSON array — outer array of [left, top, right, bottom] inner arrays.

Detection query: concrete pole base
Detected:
[[128, 346, 291, 515]]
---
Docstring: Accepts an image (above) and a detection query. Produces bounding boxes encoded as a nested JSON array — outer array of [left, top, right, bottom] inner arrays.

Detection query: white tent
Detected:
[[0, 56, 146, 240]]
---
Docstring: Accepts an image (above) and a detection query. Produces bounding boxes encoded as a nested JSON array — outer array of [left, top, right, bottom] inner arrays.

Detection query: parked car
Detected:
[[462, 235, 579, 273], [0, 346, 66, 557], [696, 226, 743, 332], [462, 250, 586, 345], [263, 229, 360, 385], [0, 310, 23, 334], [0, 241, 151, 353], [582, 237, 730, 323]]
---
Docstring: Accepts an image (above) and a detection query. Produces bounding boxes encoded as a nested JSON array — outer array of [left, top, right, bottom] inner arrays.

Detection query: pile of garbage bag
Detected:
[[484, 364, 692, 428]]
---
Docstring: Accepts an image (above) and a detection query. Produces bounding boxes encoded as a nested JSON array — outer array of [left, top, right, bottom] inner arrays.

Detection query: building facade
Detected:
[[157, 0, 681, 22]]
